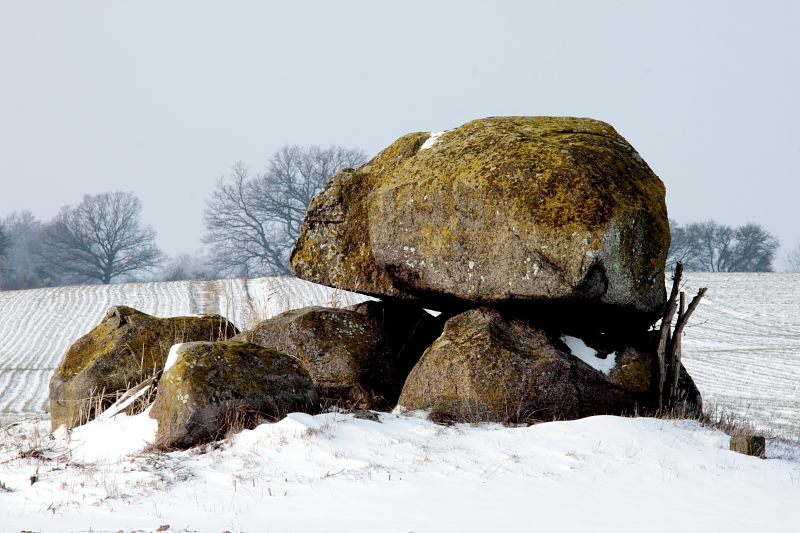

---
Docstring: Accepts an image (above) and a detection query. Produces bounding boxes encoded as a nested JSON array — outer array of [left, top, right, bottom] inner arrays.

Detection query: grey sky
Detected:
[[2, 1, 798, 267]]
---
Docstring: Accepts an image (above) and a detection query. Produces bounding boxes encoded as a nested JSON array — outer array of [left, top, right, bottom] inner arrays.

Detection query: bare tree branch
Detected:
[[667, 219, 780, 272], [203, 145, 368, 277], [34, 191, 164, 284]]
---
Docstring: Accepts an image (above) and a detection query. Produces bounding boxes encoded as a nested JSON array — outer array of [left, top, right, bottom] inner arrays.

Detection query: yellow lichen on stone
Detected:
[[368, 117, 668, 315], [49, 306, 238, 430], [150, 340, 317, 449], [290, 116, 669, 322], [290, 132, 431, 299]]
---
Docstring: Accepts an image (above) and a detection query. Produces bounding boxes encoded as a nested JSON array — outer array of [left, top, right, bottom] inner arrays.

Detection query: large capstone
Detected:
[[291, 117, 669, 327], [150, 341, 317, 450], [397, 307, 663, 423], [49, 306, 238, 431]]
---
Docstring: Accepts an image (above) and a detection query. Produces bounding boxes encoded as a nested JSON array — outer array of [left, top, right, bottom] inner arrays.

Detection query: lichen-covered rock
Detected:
[[150, 341, 317, 450], [233, 306, 398, 410], [398, 307, 657, 423], [49, 306, 239, 431], [290, 132, 430, 301], [291, 117, 669, 326]]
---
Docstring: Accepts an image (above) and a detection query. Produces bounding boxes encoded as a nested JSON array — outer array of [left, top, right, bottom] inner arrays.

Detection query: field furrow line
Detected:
[[0, 369, 35, 413]]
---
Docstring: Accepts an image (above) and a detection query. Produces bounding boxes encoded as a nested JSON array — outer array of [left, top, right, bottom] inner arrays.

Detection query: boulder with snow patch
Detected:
[[233, 306, 403, 410], [49, 306, 239, 431], [397, 307, 662, 423], [291, 116, 669, 328], [150, 341, 317, 450]]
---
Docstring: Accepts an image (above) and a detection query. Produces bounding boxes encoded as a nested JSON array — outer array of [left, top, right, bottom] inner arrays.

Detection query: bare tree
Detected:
[[785, 243, 800, 272], [0, 222, 9, 261], [665, 219, 691, 267], [153, 251, 219, 282], [667, 219, 779, 272], [728, 222, 780, 272], [203, 145, 369, 277], [35, 191, 164, 284], [0, 211, 56, 290]]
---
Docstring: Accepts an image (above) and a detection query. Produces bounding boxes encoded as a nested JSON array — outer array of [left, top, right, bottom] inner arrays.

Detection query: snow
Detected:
[[1, 273, 800, 531], [560, 335, 616, 374], [420, 131, 447, 150], [163, 344, 184, 374], [1, 410, 798, 532], [677, 273, 800, 436]]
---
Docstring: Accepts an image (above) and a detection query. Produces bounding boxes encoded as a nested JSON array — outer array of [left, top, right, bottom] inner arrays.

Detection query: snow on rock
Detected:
[[419, 130, 447, 150], [560, 335, 616, 374], [162, 343, 183, 374], [0, 411, 797, 532]]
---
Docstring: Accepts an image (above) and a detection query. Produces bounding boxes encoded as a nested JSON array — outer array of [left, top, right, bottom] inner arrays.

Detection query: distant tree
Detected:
[[665, 219, 691, 267], [0, 211, 56, 290], [153, 251, 219, 282], [203, 145, 369, 277], [667, 219, 780, 272], [785, 243, 800, 272], [34, 191, 165, 284], [0, 222, 9, 260]]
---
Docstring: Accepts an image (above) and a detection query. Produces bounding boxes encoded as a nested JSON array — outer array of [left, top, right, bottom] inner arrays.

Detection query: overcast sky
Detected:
[[1, 1, 798, 267]]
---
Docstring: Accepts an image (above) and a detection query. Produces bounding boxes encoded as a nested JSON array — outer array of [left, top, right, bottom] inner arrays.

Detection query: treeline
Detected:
[[667, 220, 783, 272], [2, 147, 797, 290], [0, 145, 368, 290]]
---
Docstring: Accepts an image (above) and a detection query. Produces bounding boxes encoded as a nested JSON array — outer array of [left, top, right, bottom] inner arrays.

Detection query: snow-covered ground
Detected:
[[1, 408, 798, 533], [1, 274, 799, 532]]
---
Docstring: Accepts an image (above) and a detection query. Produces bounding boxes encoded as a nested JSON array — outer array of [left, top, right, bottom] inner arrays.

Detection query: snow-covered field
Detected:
[[677, 273, 800, 437], [1, 274, 799, 532]]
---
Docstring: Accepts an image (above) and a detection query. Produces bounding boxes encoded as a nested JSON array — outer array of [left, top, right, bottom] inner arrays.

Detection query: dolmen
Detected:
[[50, 116, 701, 449]]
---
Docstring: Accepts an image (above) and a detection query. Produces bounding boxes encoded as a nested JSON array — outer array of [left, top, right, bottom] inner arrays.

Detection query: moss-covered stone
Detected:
[[150, 341, 317, 450], [398, 307, 655, 423], [291, 117, 669, 326], [234, 306, 402, 410], [290, 132, 430, 300], [49, 306, 238, 431]]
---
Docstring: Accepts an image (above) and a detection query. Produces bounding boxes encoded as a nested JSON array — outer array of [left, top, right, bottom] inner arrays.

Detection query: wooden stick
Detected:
[[656, 262, 683, 410]]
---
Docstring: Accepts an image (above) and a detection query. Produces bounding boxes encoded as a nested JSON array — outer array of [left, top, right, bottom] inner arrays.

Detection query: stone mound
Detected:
[[49, 306, 238, 430]]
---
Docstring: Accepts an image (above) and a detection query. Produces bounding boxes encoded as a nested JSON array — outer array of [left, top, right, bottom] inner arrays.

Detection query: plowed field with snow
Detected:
[[0, 273, 798, 434], [677, 273, 800, 436]]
